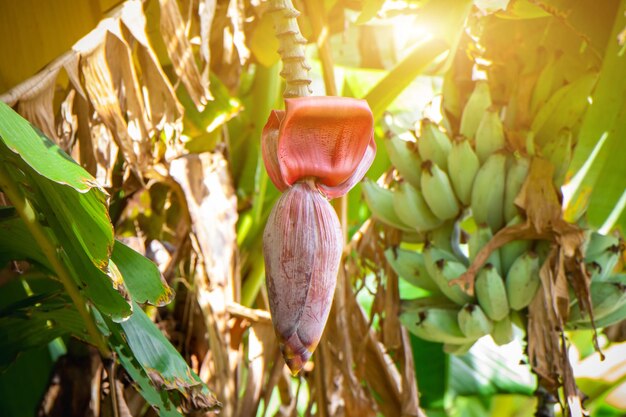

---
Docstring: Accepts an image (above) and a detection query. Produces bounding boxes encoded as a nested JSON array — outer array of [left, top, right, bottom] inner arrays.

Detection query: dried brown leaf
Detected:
[[16, 67, 59, 143], [346, 284, 402, 417], [58, 89, 78, 153], [399, 328, 425, 417], [159, 0, 211, 111], [119, 1, 183, 138], [76, 35, 141, 172], [170, 152, 238, 415], [199, 0, 217, 88], [237, 322, 277, 417]]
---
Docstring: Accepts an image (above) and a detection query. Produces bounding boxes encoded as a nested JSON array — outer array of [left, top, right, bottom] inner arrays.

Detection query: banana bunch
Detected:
[[365, 76, 625, 353], [394, 240, 537, 350]]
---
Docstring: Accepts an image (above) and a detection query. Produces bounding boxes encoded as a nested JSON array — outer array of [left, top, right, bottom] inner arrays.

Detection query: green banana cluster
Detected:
[[366, 76, 625, 354], [393, 240, 536, 350]]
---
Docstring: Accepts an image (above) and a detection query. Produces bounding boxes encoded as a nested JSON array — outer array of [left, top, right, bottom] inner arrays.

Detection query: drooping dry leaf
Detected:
[[169, 152, 238, 416], [400, 328, 425, 417], [237, 321, 277, 417], [346, 279, 403, 416], [16, 67, 60, 143], [199, 0, 217, 89], [1, 0, 186, 182], [227, 0, 250, 66], [159, 0, 211, 111], [74, 33, 130, 161]]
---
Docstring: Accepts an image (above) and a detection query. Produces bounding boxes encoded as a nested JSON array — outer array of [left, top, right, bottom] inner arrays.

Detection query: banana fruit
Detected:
[[393, 181, 442, 232], [475, 264, 510, 321], [400, 305, 473, 344], [491, 315, 515, 346], [460, 81, 492, 138], [584, 232, 621, 281], [506, 251, 540, 310], [423, 245, 473, 305], [384, 132, 422, 189], [468, 224, 502, 275], [471, 153, 506, 232], [447, 136, 479, 205], [418, 119, 452, 171], [500, 216, 532, 275], [568, 278, 626, 323], [362, 179, 412, 231], [530, 52, 560, 118], [541, 128, 572, 186], [503, 155, 530, 223], [421, 161, 460, 221], [384, 248, 441, 293], [532, 72, 598, 146], [458, 303, 493, 339], [444, 342, 475, 355], [475, 109, 505, 163]]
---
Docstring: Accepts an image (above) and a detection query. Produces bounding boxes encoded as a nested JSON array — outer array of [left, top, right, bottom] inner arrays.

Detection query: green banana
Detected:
[[475, 109, 505, 164], [541, 128, 572, 186], [418, 119, 452, 171], [584, 231, 620, 260], [430, 220, 467, 264], [400, 295, 458, 312], [444, 342, 475, 355], [384, 132, 422, 189], [591, 286, 626, 328], [500, 216, 532, 275], [568, 279, 626, 323], [471, 153, 506, 232], [423, 245, 473, 305], [584, 232, 621, 281], [421, 161, 460, 221], [460, 81, 492, 138], [447, 136, 480, 205], [362, 179, 412, 231], [529, 52, 559, 118], [468, 224, 502, 276], [532, 72, 598, 146], [491, 315, 515, 346], [506, 251, 541, 310], [384, 248, 441, 293], [392, 182, 443, 232], [400, 306, 473, 344], [433, 258, 474, 306], [458, 303, 493, 339], [475, 264, 510, 321], [503, 154, 530, 223], [588, 247, 621, 282]]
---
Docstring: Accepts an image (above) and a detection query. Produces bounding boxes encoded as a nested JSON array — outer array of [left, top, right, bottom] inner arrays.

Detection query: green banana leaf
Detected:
[[0, 101, 112, 263], [411, 331, 536, 415], [111, 240, 174, 306], [0, 103, 132, 320], [411, 334, 450, 410], [0, 279, 85, 370], [0, 345, 58, 417], [0, 211, 50, 268], [449, 337, 536, 397], [102, 302, 221, 415], [565, 0, 626, 231]]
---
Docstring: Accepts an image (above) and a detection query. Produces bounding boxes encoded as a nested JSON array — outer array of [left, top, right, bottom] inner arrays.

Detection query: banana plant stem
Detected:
[[0, 163, 111, 358], [268, 0, 312, 98]]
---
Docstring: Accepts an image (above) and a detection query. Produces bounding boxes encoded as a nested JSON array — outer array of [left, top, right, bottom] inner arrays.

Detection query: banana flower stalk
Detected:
[[262, 96, 376, 374]]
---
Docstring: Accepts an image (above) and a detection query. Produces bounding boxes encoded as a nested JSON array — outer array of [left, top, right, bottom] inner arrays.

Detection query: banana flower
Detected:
[[262, 96, 375, 374]]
